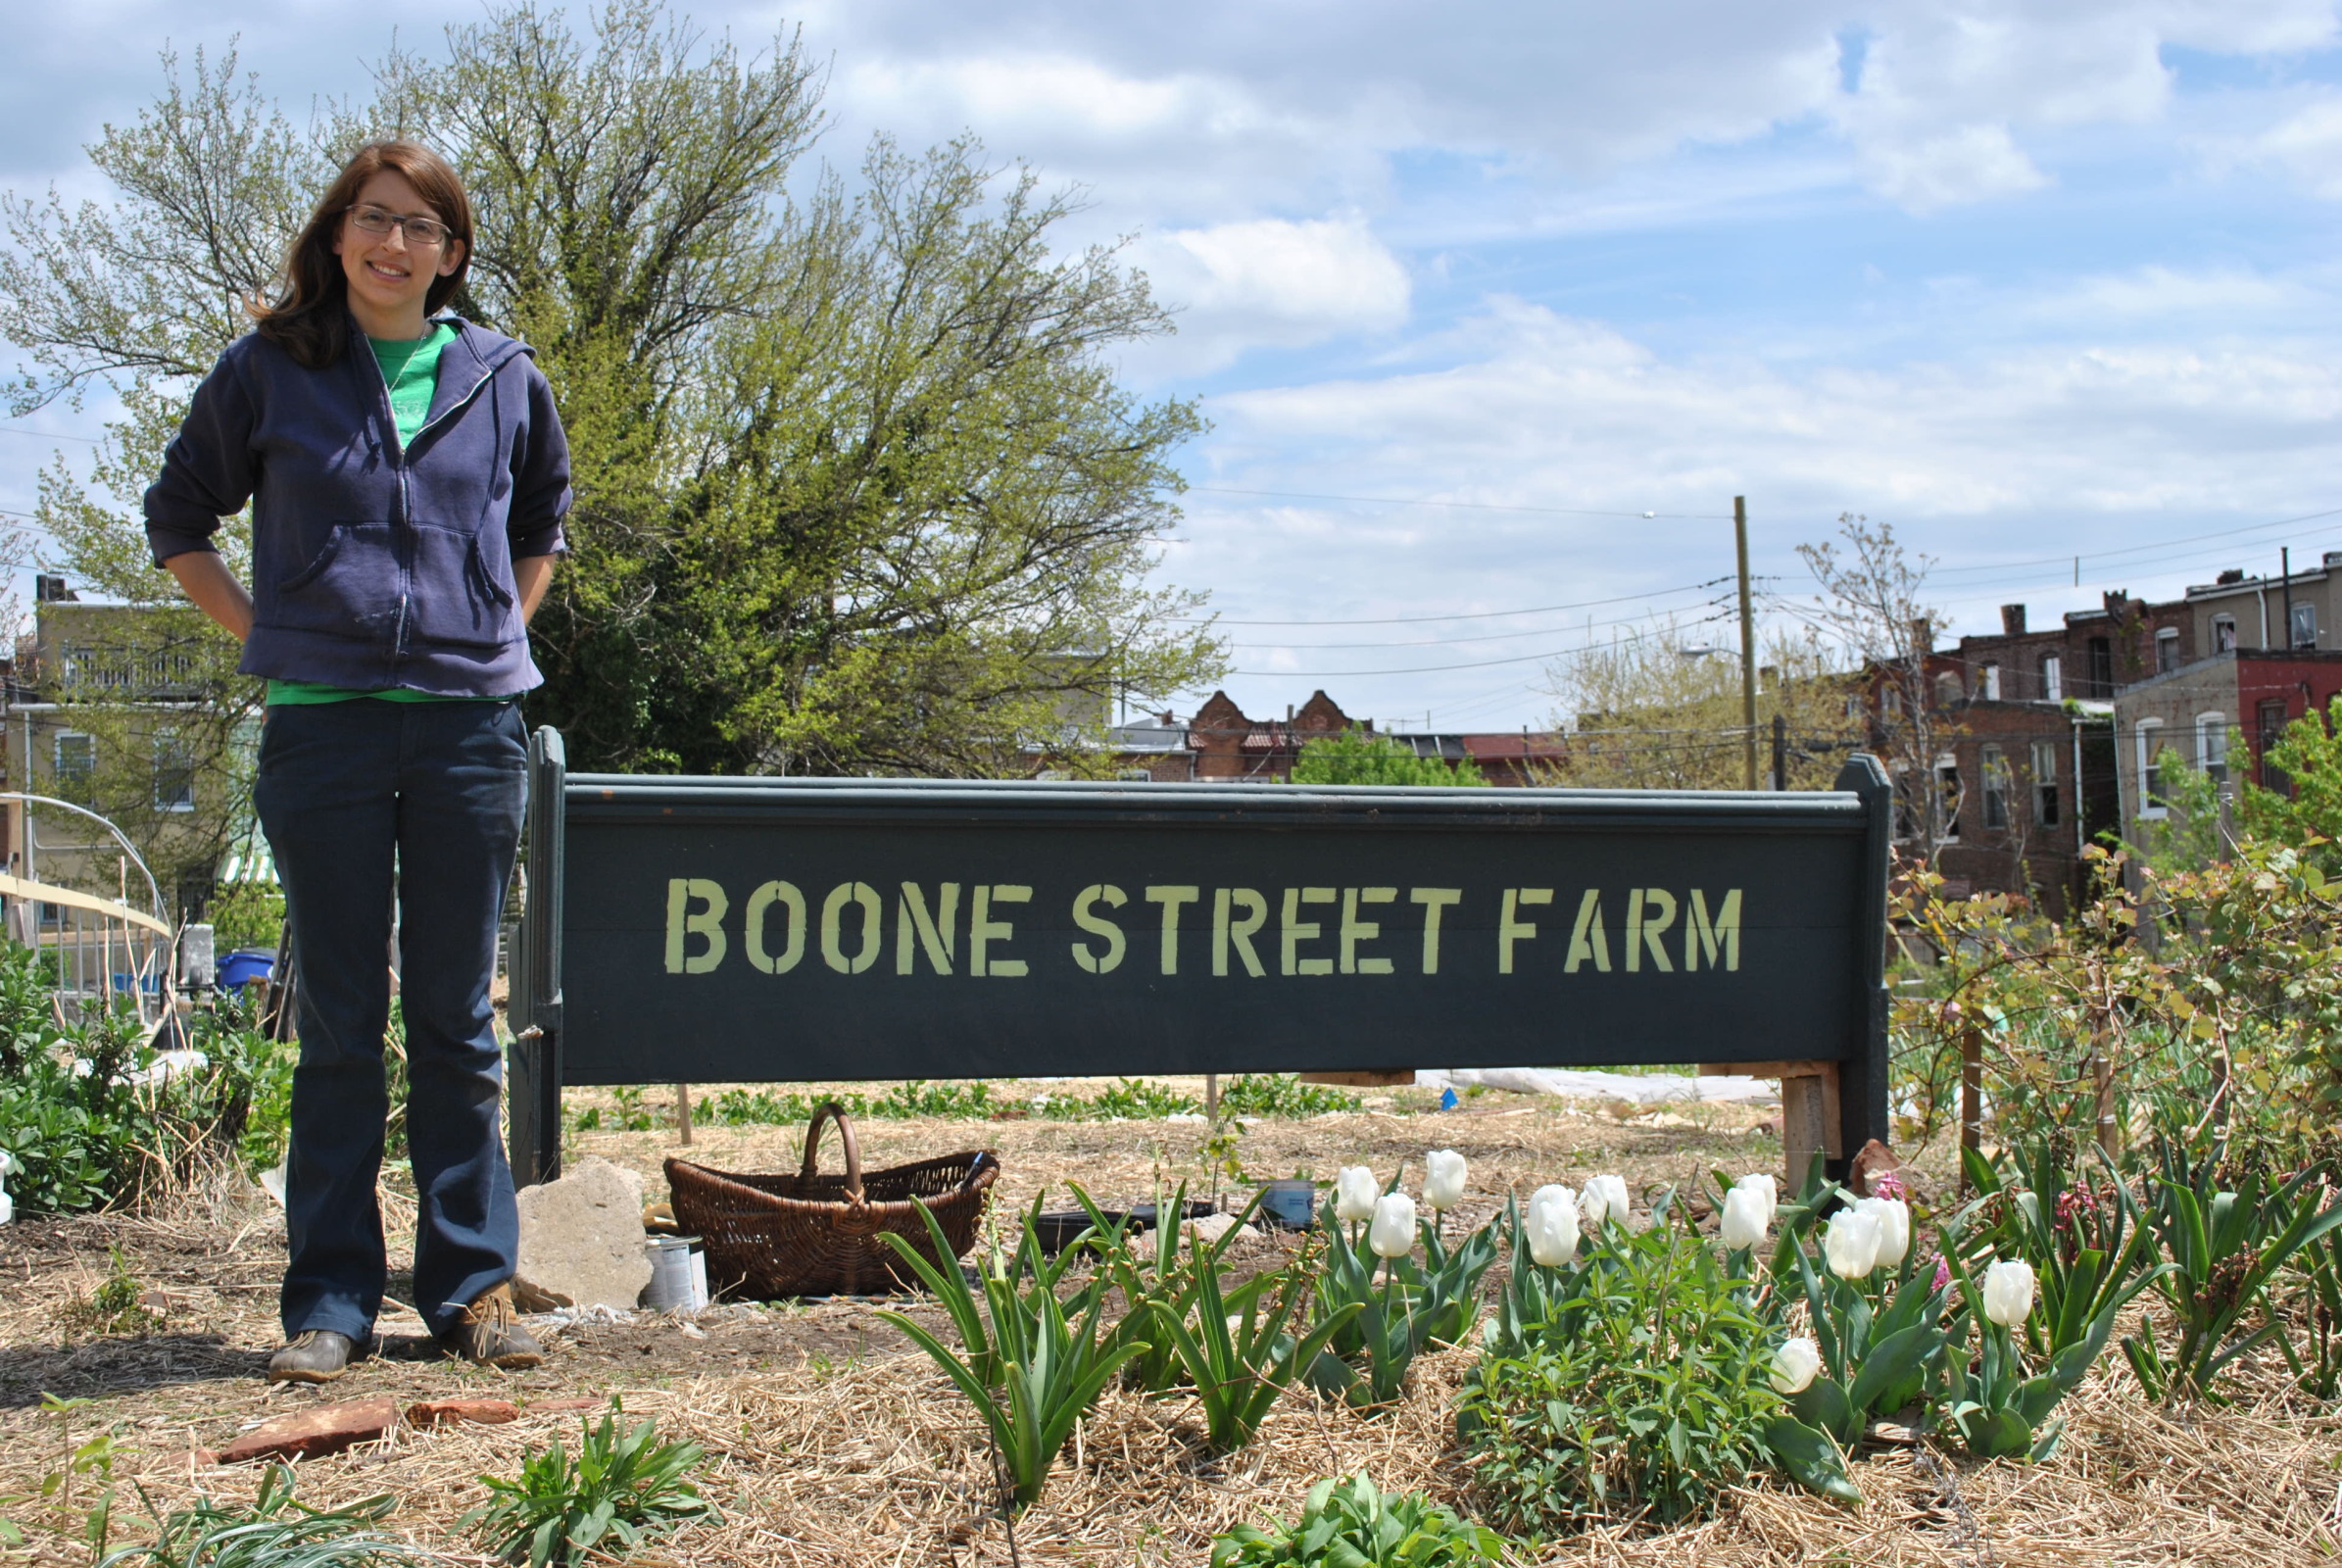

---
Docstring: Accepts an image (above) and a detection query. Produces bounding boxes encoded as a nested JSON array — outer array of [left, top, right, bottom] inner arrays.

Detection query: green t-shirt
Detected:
[[268, 322, 514, 708]]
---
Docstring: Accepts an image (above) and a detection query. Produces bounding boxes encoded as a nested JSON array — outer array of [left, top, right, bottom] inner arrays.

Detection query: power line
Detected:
[[0, 425, 99, 444], [1921, 506, 2342, 581], [1230, 611, 1732, 678], [1231, 596, 1729, 652], [1187, 485, 1732, 520], [1177, 576, 1734, 627]]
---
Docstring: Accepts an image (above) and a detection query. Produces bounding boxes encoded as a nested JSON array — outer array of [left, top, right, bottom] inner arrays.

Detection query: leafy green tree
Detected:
[[2240, 710, 2342, 869], [1, 2, 1223, 781], [1289, 731, 1488, 787]]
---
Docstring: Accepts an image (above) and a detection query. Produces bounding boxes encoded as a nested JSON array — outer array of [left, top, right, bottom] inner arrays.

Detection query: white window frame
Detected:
[[2040, 654, 2062, 702], [2155, 626, 2180, 673], [2196, 711, 2228, 789], [1980, 744, 2009, 829], [2293, 600, 2319, 649], [153, 730, 195, 812], [2029, 739, 2060, 827], [54, 730, 93, 793], [2212, 614, 2236, 654], [1980, 662, 2001, 701], [2135, 717, 2168, 819]]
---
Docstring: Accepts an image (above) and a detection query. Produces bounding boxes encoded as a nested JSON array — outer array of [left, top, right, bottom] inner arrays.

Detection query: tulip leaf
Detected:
[[1790, 1376, 1855, 1445], [1759, 1416, 1863, 1507], [1954, 1402, 2034, 1459], [1846, 1321, 1945, 1420]]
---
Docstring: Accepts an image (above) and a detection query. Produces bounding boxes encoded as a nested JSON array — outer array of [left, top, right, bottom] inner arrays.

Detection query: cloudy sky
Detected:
[[9, 2, 2342, 731]]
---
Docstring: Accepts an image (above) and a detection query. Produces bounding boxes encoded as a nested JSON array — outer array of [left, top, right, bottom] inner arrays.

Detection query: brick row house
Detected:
[[1930, 550, 2342, 910], [1098, 690, 1568, 785]]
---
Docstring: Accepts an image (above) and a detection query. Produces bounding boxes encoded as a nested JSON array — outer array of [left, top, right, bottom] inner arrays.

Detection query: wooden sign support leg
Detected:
[[1702, 1059, 1844, 1190]]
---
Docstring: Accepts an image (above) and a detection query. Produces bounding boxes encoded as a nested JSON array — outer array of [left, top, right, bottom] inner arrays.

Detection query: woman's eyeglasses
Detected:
[[345, 205, 453, 249]]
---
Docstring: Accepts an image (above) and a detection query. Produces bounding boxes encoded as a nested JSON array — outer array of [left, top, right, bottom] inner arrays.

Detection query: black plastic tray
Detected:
[[1032, 1200, 1217, 1256]]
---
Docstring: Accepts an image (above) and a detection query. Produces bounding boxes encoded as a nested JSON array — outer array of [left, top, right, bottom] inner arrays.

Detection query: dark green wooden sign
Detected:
[[507, 729, 1891, 1184]]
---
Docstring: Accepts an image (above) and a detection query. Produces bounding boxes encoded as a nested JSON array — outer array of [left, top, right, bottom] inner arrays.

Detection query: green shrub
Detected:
[[1218, 1074, 1361, 1117], [1290, 731, 1488, 787], [204, 884, 286, 956], [1210, 1475, 1504, 1567], [464, 1402, 713, 1567], [1456, 1200, 1780, 1532]]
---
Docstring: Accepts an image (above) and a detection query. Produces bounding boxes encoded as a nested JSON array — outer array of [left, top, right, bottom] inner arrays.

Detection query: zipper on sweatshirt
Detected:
[[362, 325, 499, 662]]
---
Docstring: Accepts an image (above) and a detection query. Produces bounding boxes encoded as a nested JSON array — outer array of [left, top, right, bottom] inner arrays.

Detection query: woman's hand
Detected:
[[164, 551, 257, 643]]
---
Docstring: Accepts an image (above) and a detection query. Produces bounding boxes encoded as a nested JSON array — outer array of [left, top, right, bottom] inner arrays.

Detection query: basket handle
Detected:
[[799, 1101, 865, 1204]]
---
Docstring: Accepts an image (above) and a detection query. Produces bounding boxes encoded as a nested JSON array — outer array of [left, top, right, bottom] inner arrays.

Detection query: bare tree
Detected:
[[1798, 514, 1962, 862]]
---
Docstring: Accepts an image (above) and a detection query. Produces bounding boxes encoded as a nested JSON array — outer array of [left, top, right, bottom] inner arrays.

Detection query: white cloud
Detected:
[[1855, 122, 2050, 212], [2238, 94, 2342, 196], [1125, 216, 1411, 375]]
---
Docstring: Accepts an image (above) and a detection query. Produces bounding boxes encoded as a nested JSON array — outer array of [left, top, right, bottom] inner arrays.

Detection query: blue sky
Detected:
[[9, 1, 2342, 731]]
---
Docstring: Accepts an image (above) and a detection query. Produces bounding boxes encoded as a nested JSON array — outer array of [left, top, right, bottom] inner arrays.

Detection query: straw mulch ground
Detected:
[[0, 1080, 2334, 1565]]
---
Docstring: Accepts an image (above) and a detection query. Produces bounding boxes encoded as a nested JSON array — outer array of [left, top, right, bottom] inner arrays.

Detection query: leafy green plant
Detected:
[[1776, 1254, 1944, 1450], [1457, 1199, 1800, 1529], [2122, 1152, 2342, 1402], [1209, 1475, 1504, 1567], [1303, 1190, 1439, 1411], [1936, 1256, 2113, 1462], [2295, 1212, 2342, 1399], [463, 1401, 713, 1567], [1073, 1182, 1256, 1396], [1143, 1226, 1358, 1454], [875, 1199, 1146, 1510], [1290, 730, 1489, 787], [1217, 1075, 1362, 1118], [1949, 1141, 2167, 1361], [61, 1248, 160, 1337], [98, 1463, 432, 1568]]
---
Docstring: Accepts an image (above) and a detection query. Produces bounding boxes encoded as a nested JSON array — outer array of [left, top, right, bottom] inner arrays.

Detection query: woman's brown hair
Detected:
[[250, 140, 473, 368]]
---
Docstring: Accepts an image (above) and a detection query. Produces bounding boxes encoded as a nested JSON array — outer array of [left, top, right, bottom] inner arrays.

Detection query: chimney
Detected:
[[2217, 568, 2245, 585], [1999, 604, 2026, 636], [1909, 616, 1934, 654]]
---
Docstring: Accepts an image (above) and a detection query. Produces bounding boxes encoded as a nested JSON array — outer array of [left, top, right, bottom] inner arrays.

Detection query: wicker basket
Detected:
[[664, 1102, 997, 1298]]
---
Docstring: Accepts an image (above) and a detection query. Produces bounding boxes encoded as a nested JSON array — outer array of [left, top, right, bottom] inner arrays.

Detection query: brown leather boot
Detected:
[[439, 1284, 545, 1370]]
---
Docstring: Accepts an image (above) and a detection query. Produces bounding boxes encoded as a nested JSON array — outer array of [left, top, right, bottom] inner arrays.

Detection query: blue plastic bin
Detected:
[[216, 949, 276, 991]]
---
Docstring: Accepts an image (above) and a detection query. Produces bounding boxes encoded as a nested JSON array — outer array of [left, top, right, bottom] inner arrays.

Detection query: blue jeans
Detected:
[[256, 699, 528, 1342]]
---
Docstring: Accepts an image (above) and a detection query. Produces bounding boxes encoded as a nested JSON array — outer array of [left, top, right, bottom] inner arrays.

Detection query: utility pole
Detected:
[[1735, 495, 1757, 790], [2282, 547, 2295, 649], [1772, 712, 1787, 791]]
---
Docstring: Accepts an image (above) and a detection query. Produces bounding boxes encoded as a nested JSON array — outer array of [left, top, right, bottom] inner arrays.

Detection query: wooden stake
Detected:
[[1960, 1026, 1983, 1189], [1736, 495, 1758, 791], [677, 1083, 693, 1146]]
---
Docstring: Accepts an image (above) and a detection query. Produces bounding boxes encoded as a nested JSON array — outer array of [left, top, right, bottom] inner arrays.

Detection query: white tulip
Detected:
[[1732, 1172, 1778, 1225], [1335, 1165, 1380, 1225], [1422, 1149, 1466, 1211], [1581, 1173, 1631, 1229], [1982, 1258, 2036, 1328], [1770, 1336, 1821, 1395], [1855, 1196, 1911, 1270], [1824, 1206, 1883, 1280], [1721, 1185, 1771, 1250], [1526, 1186, 1581, 1267], [1368, 1192, 1419, 1259]]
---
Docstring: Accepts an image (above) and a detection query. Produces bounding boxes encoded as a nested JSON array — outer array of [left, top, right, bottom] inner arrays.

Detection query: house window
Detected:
[[154, 732, 195, 811], [2030, 739, 2060, 826], [2213, 614, 2237, 654], [1882, 685, 1903, 717], [2040, 655, 2062, 702], [54, 731, 93, 797], [2293, 601, 2319, 649], [2136, 718, 2168, 818], [1843, 693, 1862, 720], [1936, 755, 1963, 839], [2260, 699, 2291, 792], [1934, 671, 1964, 709], [1980, 745, 2009, 829], [1980, 662, 2001, 701], [2195, 712, 2228, 789], [2156, 627, 2180, 673], [2088, 637, 2112, 695]]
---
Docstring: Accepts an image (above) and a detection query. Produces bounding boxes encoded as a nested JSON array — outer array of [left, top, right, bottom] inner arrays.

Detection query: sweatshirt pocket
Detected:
[[268, 523, 403, 640], [408, 524, 517, 651]]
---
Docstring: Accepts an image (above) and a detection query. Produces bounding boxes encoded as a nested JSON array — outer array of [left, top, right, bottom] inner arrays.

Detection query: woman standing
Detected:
[[144, 141, 570, 1382]]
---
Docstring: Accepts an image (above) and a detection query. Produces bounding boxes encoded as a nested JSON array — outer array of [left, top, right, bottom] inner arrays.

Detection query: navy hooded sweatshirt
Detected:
[[143, 315, 571, 697]]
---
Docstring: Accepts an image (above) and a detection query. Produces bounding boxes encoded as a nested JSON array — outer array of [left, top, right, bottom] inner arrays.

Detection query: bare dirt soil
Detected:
[[0, 1080, 2333, 1566]]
